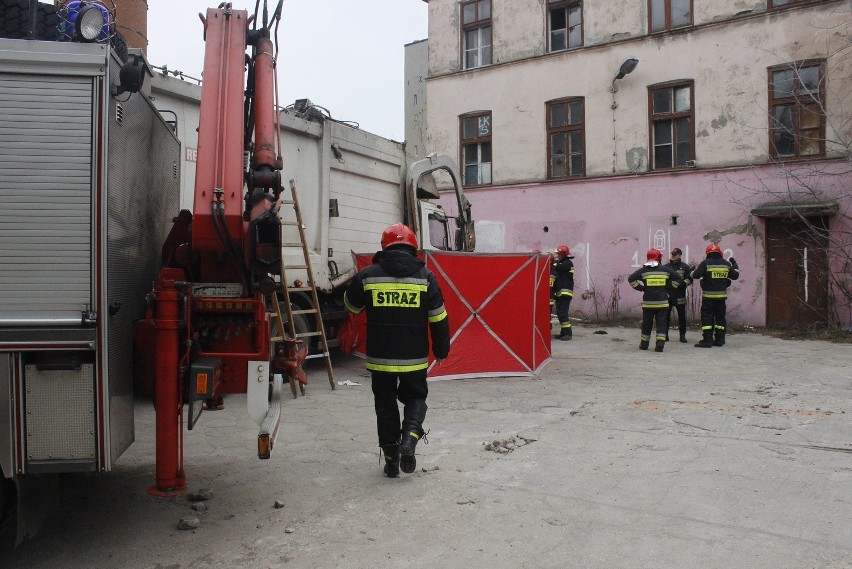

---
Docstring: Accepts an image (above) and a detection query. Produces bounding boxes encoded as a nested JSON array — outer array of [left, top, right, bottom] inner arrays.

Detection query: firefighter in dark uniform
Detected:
[[628, 248, 684, 352], [665, 247, 693, 343], [550, 245, 574, 340], [344, 224, 450, 477], [691, 243, 740, 348]]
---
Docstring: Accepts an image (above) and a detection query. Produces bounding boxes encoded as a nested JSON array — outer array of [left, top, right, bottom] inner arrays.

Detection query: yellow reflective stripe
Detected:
[[408, 432, 420, 440], [569, 268, 575, 273], [701, 326, 713, 330], [714, 325, 726, 330], [642, 302, 669, 308], [703, 292, 727, 298], [428, 310, 448, 323], [556, 290, 573, 297], [343, 293, 363, 314], [641, 335, 651, 341], [561, 323, 572, 329], [630, 281, 641, 289], [364, 282, 428, 292], [366, 362, 429, 372]]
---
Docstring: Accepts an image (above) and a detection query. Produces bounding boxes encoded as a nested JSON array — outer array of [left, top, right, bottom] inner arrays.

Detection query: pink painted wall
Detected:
[[440, 162, 852, 327]]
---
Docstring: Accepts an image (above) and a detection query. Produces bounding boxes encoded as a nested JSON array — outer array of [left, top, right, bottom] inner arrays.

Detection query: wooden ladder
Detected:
[[274, 179, 335, 397]]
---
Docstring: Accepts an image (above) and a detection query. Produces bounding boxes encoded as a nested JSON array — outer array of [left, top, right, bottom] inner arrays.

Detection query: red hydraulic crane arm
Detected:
[[192, 6, 248, 256]]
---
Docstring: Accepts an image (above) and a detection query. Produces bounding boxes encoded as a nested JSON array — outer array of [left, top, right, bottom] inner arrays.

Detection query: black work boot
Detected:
[[695, 331, 713, 348], [654, 340, 665, 352], [639, 340, 649, 350], [679, 332, 687, 343], [559, 328, 572, 341], [380, 444, 400, 478], [399, 428, 424, 474], [713, 332, 725, 347]]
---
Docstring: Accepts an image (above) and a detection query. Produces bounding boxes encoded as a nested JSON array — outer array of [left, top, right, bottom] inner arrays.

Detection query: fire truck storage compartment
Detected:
[[0, 71, 96, 325], [23, 352, 97, 473]]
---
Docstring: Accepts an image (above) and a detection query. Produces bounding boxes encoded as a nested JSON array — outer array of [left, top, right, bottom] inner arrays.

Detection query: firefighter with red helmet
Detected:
[[691, 243, 740, 347], [628, 248, 684, 352], [665, 247, 693, 343], [344, 223, 450, 477], [550, 245, 574, 340]]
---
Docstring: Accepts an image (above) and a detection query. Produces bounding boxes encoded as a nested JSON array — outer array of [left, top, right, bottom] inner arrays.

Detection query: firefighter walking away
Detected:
[[628, 249, 684, 352], [550, 245, 574, 340], [691, 243, 740, 348], [344, 224, 450, 477]]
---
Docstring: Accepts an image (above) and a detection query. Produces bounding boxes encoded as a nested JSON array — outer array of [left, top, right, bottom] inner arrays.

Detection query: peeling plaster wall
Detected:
[[424, 2, 849, 181], [491, 0, 547, 62], [437, 164, 851, 327], [583, 1, 644, 45]]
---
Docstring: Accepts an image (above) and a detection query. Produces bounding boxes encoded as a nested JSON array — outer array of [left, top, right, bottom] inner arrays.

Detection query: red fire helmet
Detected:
[[381, 223, 418, 250], [556, 245, 570, 258], [646, 248, 662, 262], [705, 243, 722, 255]]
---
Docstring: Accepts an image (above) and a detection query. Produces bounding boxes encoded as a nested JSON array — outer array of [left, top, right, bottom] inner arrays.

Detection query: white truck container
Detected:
[[0, 34, 180, 541], [276, 109, 474, 338]]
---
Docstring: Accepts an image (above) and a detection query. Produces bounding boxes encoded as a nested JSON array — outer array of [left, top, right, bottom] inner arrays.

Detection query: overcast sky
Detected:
[[146, 0, 428, 142]]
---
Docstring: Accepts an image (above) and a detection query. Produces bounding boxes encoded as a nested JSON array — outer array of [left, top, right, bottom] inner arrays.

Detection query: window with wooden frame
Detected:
[[769, 61, 825, 158], [649, 81, 694, 170], [548, 0, 583, 52], [546, 98, 585, 178], [462, 0, 492, 70], [648, 0, 692, 32], [460, 113, 492, 186]]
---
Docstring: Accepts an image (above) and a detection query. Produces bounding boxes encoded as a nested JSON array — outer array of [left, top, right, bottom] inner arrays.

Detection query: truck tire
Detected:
[[110, 29, 128, 63], [36, 2, 58, 41], [0, 0, 58, 40], [0, 0, 28, 40]]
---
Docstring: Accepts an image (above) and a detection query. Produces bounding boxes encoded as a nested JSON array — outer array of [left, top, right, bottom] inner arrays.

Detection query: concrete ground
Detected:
[[2, 324, 851, 569]]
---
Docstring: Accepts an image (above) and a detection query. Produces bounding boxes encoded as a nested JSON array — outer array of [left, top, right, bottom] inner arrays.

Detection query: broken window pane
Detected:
[[773, 106, 795, 156], [551, 133, 567, 178], [798, 66, 820, 95]]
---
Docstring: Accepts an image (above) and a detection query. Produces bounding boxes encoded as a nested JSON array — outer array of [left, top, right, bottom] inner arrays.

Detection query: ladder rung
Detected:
[[284, 264, 309, 270], [305, 352, 330, 360], [270, 336, 286, 342], [282, 242, 304, 247], [281, 200, 295, 205], [291, 309, 317, 315], [296, 331, 323, 338], [287, 287, 314, 292], [282, 221, 303, 226]]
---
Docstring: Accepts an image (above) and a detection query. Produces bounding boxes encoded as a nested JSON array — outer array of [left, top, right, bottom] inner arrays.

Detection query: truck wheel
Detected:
[[110, 30, 128, 63], [0, 0, 29, 40]]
